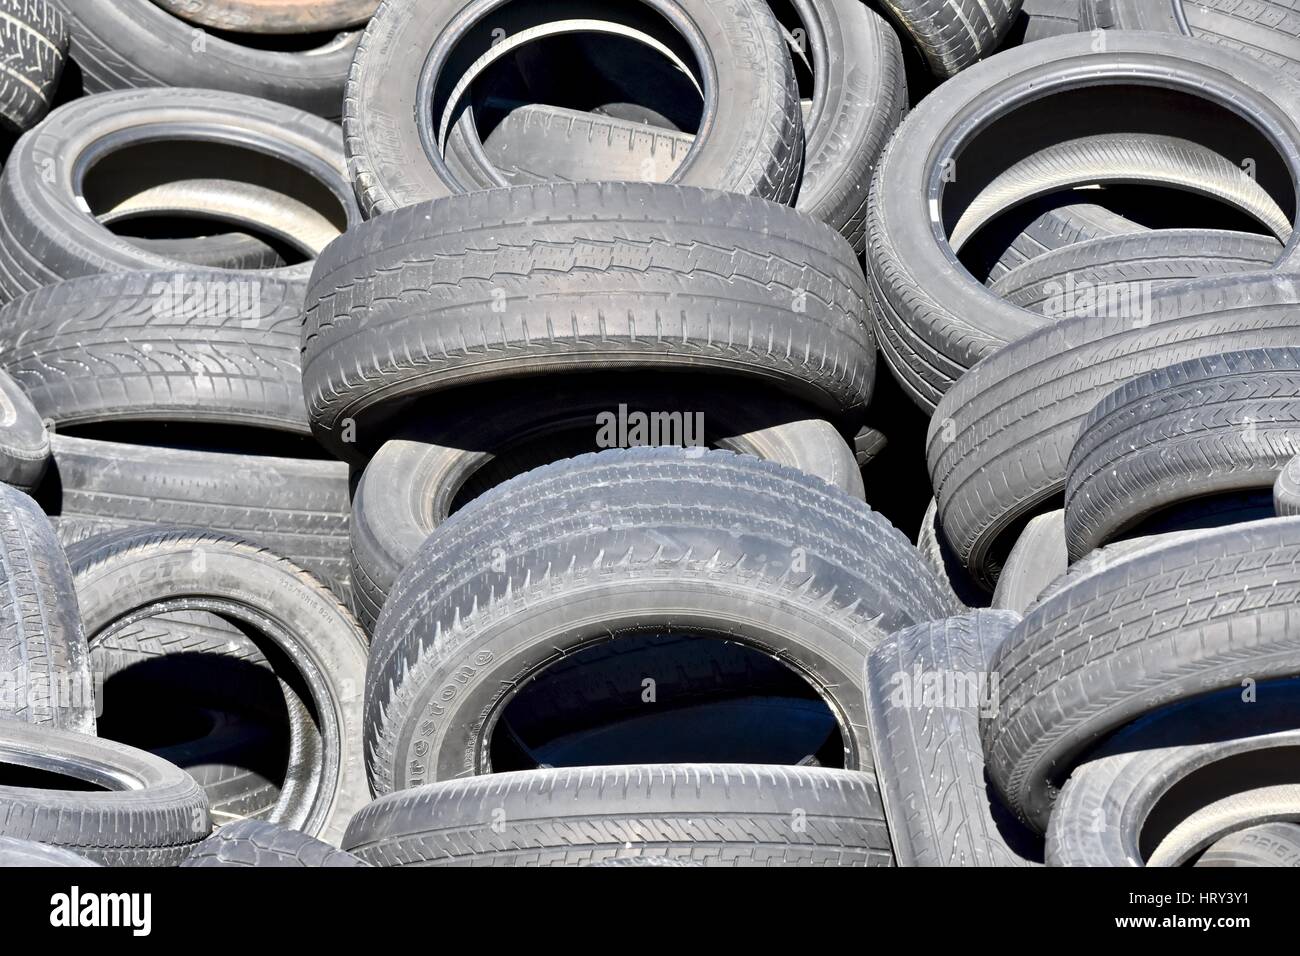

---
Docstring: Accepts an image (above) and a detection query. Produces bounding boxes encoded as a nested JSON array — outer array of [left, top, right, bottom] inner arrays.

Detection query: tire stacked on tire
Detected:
[[3, 0, 1299, 869]]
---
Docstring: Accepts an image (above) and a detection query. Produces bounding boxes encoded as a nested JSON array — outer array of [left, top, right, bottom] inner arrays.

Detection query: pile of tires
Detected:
[[0, 0, 1297, 869]]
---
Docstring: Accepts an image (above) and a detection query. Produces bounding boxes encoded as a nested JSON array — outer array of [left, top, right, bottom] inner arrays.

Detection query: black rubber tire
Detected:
[[984, 516, 1300, 832], [349, 379, 864, 630], [990, 230, 1283, 313], [1081, 0, 1300, 84], [150, 0, 377, 34], [343, 764, 893, 867], [302, 182, 874, 460], [366, 447, 957, 793], [916, 497, 987, 607], [983, 201, 1145, 286], [0, 0, 66, 132], [0, 483, 93, 734], [67, 528, 369, 845], [873, 0, 1022, 78], [0, 836, 98, 867], [1046, 682, 1300, 866], [1198, 824, 1300, 867], [990, 510, 1065, 615], [928, 271, 1300, 588], [0, 718, 210, 866], [0, 88, 357, 302], [50, 434, 351, 601], [132, 233, 287, 271], [462, 0, 907, 254], [343, 0, 802, 216], [182, 819, 368, 867], [0, 367, 48, 492], [864, 610, 1039, 866], [1277, 452, 1300, 516], [866, 32, 1300, 410], [1002, 0, 1079, 46], [1065, 348, 1300, 559], [55, 0, 358, 117], [0, 271, 311, 435]]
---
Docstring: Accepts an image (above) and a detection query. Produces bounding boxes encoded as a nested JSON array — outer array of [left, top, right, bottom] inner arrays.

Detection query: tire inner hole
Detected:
[[80, 139, 349, 267], [491, 632, 845, 771]]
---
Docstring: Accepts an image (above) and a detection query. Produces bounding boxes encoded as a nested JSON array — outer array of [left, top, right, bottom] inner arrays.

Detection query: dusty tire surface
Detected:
[[366, 447, 956, 794], [303, 182, 874, 459], [344, 764, 893, 867]]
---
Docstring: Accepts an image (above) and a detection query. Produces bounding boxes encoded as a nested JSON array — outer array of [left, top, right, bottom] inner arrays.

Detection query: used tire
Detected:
[[982, 200, 1145, 286], [0, 836, 98, 867], [0, 271, 311, 435], [990, 510, 1065, 615], [864, 610, 1039, 866], [349, 379, 864, 629], [0, 87, 358, 302], [989, 230, 1282, 314], [875, 0, 1022, 78], [151, 0, 378, 33], [0, 483, 93, 734], [1199, 824, 1300, 868], [132, 233, 287, 271], [1081, 0, 1300, 84], [464, 0, 907, 253], [0, 718, 210, 866], [50, 434, 352, 600], [67, 528, 369, 845], [57, 0, 358, 116], [89, 608, 313, 823], [1046, 682, 1300, 866], [182, 819, 368, 867], [0, 0, 66, 132], [985, 516, 1300, 832], [343, 764, 893, 866], [344, 0, 803, 216], [866, 32, 1300, 410], [1065, 348, 1300, 559], [366, 447, 956, 793], [302, 182, 873, 459], [0, 367, 49, 492], [928, 271, 1300, 588]]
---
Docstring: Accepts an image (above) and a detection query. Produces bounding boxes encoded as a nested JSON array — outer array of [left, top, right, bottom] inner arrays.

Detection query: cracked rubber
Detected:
[[343, 764, 893, 867], [302, 182, 874, 460]]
